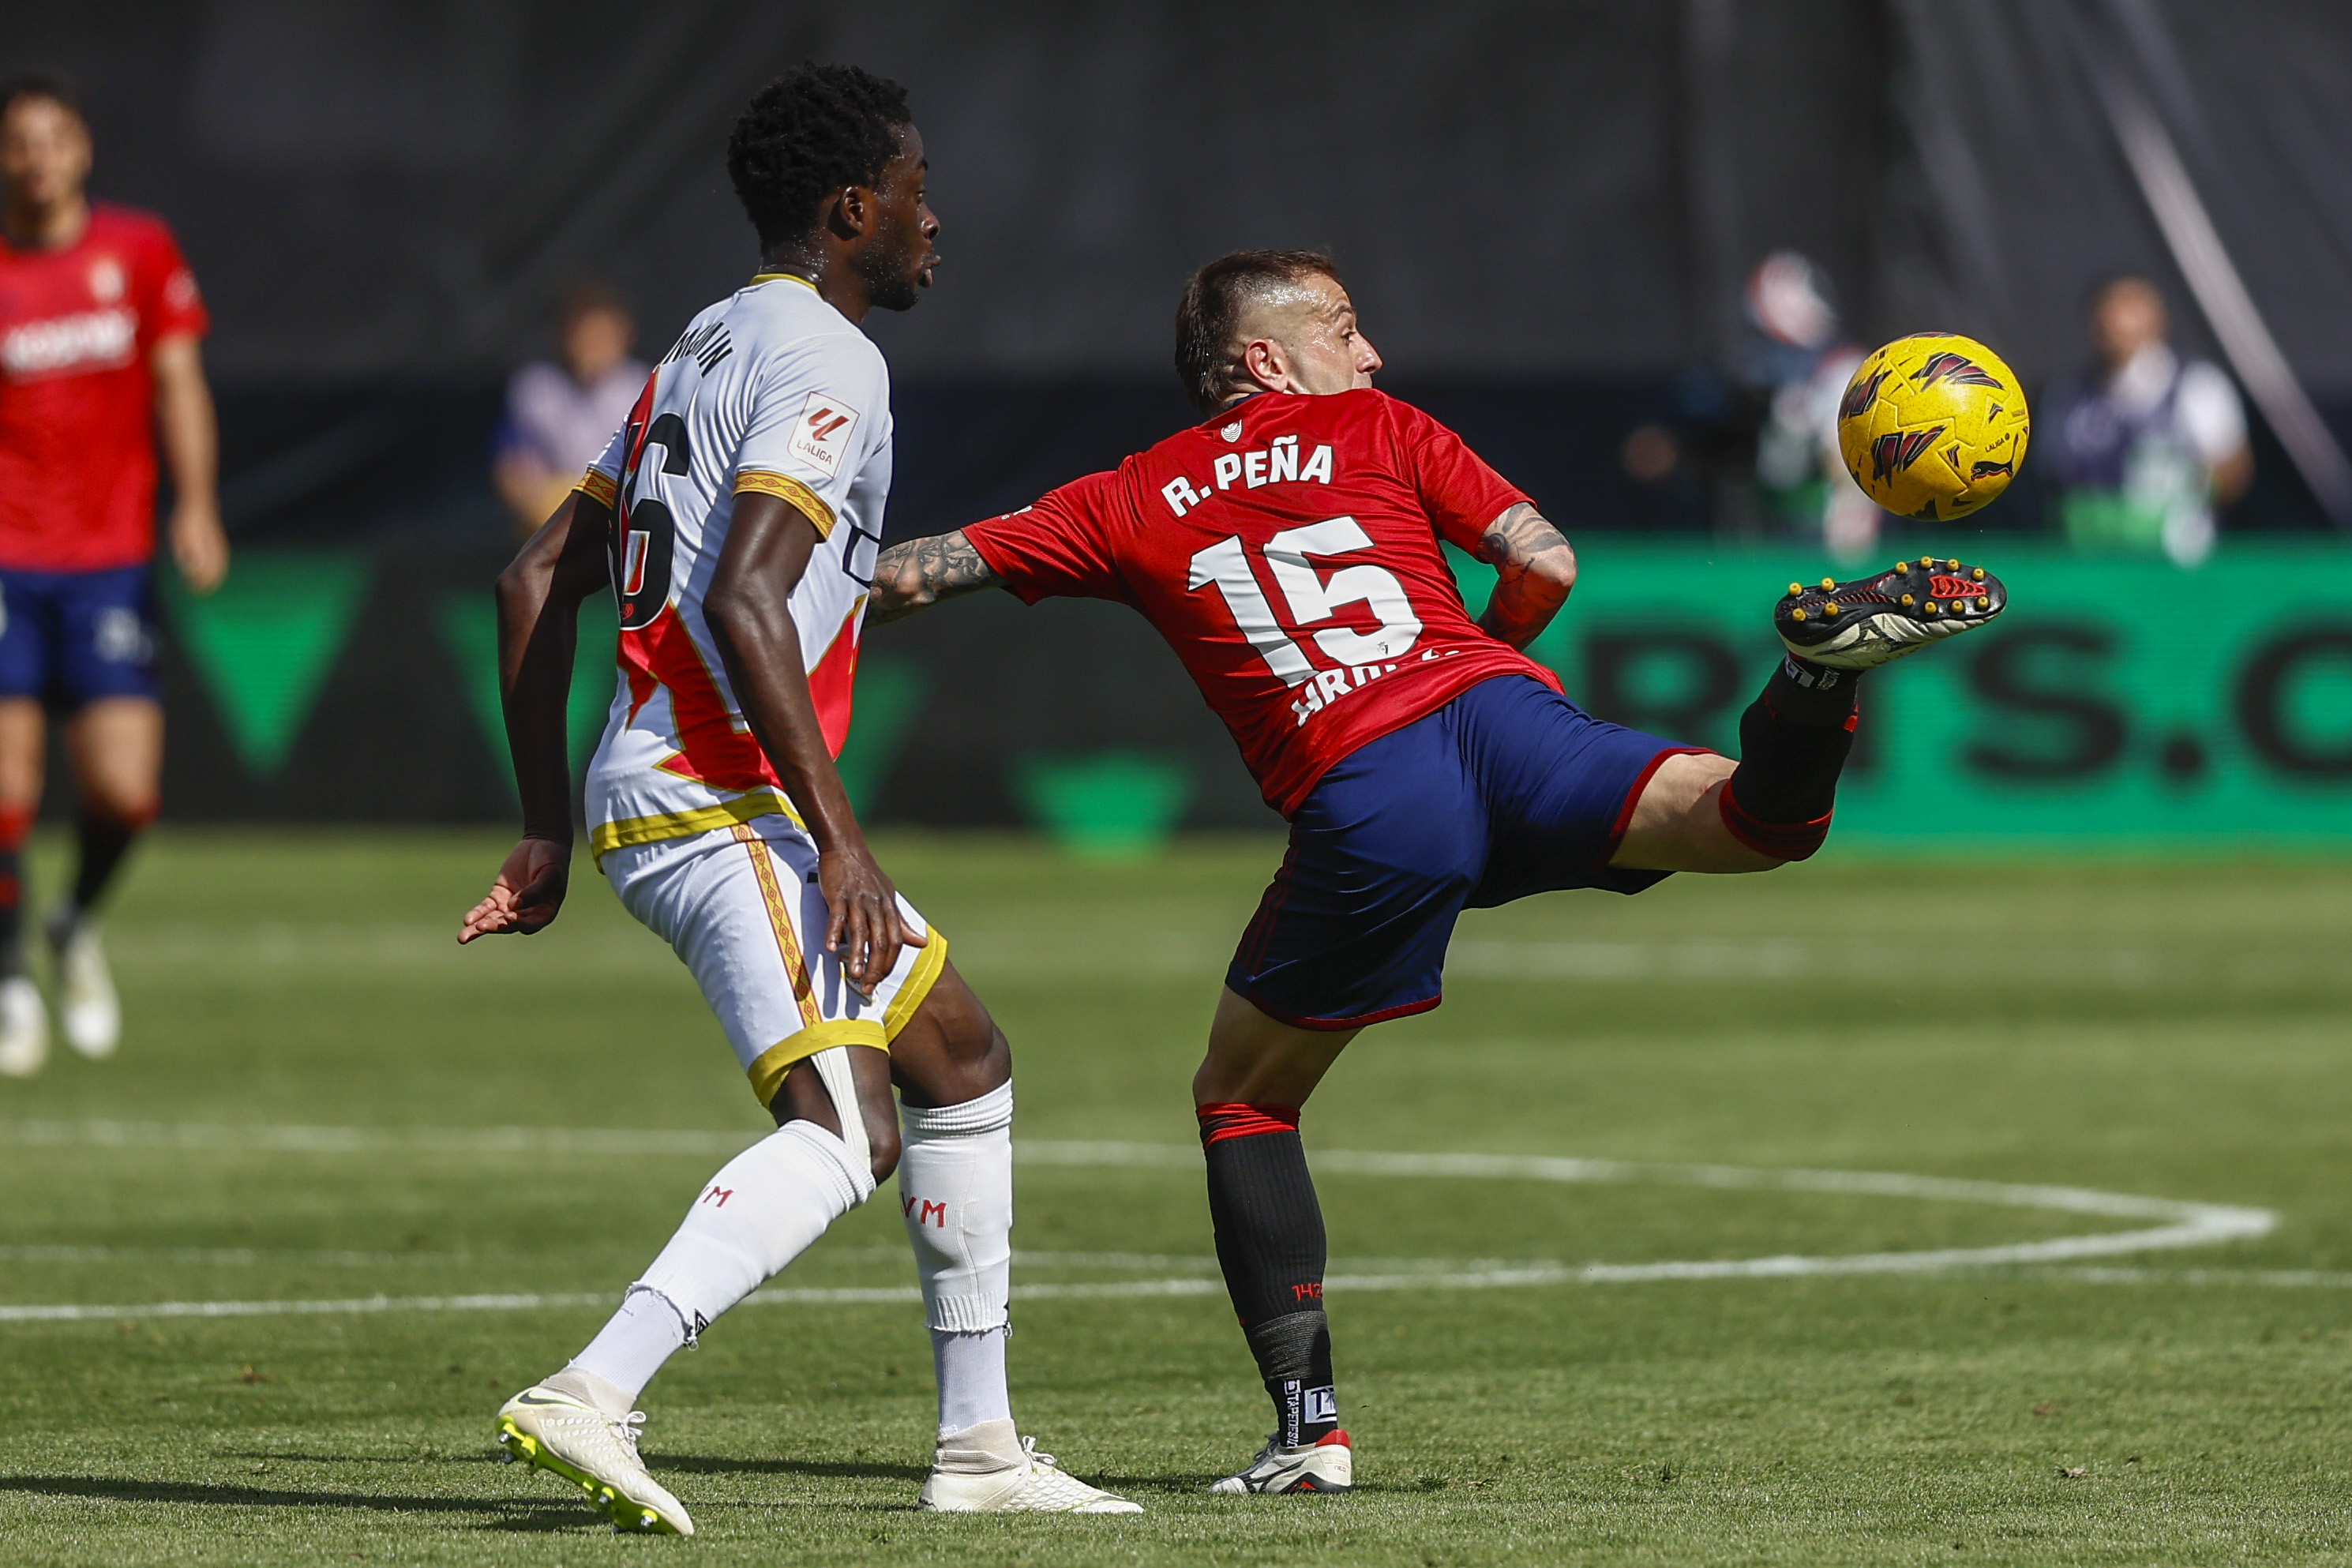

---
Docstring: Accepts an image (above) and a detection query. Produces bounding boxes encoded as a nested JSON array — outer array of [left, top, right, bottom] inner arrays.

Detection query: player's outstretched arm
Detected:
[[705, 493, 925, 993], [459, 492, 610, 942], [1473, 503, 1577, 650], [867, 528, 1003, 624]]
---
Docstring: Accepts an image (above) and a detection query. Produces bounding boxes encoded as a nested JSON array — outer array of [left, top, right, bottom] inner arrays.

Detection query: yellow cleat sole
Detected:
[[494, 1416, 684, 1535]]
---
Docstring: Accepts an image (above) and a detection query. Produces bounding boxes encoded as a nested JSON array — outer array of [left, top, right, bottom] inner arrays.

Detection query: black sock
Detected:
[[1199, 1105, 1339, 1446], [1720, 656, 1859, 860], [0, 811, 25, 980], [67, 813, 143, 925]]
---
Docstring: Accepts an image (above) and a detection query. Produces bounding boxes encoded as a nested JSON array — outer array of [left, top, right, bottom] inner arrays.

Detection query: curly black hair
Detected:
[[1173, 250, 1341, 415], [727, 65, 912, 253]]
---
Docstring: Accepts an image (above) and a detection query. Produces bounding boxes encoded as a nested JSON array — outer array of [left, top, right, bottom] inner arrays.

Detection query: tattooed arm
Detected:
[[868, 528, 1004, 625], [1472, 502, 1577, 650]]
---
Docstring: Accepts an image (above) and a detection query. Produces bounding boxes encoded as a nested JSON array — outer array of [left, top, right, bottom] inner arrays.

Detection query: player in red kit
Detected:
[[0, 75, 227, 1077], [869, 249, 2008, 1493]]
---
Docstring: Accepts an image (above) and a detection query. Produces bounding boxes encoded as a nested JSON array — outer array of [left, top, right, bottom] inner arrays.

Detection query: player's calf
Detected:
[[1199, 1101, 1342, 1491]]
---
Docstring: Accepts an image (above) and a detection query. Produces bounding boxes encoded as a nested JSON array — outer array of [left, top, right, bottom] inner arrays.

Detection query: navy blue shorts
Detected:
[[1227, 674, 1697, 1029], [0, 564, 163, 708]]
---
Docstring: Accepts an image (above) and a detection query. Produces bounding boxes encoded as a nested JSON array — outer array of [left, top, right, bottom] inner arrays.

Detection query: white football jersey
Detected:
[[578, 272, 894, 859]]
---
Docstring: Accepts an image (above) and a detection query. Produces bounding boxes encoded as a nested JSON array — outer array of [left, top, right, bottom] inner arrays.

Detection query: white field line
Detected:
[[0, 1124, 2281, 1324]]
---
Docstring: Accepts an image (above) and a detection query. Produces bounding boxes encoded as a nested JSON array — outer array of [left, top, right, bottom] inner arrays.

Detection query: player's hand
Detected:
[[458, 837, 572, 942], [818, 844, 926, 996], [171, 500, 231, 595]]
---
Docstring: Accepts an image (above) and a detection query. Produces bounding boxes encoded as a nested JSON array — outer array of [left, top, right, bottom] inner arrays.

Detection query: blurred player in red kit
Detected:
[[871, 249, 2007, 1494], [0, 74, 227, 1077]]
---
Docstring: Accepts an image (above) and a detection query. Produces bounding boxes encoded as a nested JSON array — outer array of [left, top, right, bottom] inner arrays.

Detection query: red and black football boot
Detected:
[[1774, 557, 2007, 670]]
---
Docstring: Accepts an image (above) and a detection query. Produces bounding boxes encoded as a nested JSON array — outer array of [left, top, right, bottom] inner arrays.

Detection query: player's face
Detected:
[[563, 306, 634, 384], [2091, 280, 2166, 367], [0, 97, 92, 216], [855, 125, 940, 313], [1274, 275, 1382, 396]]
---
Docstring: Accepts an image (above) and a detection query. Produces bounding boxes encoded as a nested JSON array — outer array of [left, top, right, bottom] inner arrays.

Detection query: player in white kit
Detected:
[[458, 66, 1137, 1532]]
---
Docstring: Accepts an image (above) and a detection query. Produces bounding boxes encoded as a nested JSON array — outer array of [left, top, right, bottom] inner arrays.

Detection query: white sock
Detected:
[[898, 1082, 1014, 1435], [570, 1120, 874, 1401], [932, 1327, 1011, 1438]]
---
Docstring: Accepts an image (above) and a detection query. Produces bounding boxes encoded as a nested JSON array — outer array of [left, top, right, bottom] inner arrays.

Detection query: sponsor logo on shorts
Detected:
[[94, 607, 152, 666]]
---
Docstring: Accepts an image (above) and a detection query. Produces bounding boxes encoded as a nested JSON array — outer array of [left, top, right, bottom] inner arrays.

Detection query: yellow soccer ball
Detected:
[[1835, 332, 2030, 520]]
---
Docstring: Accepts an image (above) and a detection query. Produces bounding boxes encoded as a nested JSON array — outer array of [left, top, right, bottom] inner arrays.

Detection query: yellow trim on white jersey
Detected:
[[748, 271, 823, 294], [736, 470, 837, 536], [589, 789, 803, 861], [576, 468, 619, 508]]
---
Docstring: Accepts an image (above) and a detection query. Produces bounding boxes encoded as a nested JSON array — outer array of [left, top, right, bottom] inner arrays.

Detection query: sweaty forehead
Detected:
[[1233, 275, 1349, 341]]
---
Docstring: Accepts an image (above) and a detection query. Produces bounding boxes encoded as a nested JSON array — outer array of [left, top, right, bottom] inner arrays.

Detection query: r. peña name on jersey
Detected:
[[1161, 433, 1335, 518]]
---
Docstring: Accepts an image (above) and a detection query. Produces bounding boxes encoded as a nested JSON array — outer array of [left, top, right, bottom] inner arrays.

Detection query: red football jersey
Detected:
[[0, 204, 209, 571], [965, 388, 1559, 816]]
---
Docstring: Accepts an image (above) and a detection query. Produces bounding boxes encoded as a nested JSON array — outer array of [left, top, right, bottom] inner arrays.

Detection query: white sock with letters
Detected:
[[567, 1119, 874, 1405], [898, 1082, 1015, 1437]]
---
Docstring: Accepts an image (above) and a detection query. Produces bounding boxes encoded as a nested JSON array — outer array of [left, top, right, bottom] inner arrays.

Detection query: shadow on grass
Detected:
[[0, 1473, 590, 1531], [654, 1453, 928, 1482]]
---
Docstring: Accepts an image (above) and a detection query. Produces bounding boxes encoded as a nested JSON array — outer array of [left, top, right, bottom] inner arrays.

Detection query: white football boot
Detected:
[[1775, 558, 2007, 670], [49, 911, 118, 1060], [918, 1420, 1143, 1514], [0, 974, 46, 1078], [494, 1384, 695, 1535], [1210, 1428, 1353, 1495]]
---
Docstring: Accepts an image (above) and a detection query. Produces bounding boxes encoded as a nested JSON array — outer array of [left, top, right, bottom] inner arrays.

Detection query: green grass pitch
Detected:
[[0, 830, 2349, 1565]]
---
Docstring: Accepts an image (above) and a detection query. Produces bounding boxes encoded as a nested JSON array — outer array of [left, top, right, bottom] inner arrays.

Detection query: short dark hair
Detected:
[[2086, 271, 2162, 313], [1, 70, 84, 123], [726, 65, 912, 253], [556, 275, 630, 328], [1172, 250, 1341, 415]]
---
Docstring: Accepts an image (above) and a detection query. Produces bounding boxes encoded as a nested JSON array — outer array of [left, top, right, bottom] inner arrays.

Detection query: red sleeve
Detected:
[[140, 222, 208, 345], [1390, 398, 1531, 552], [962, 467, 1131, 604]]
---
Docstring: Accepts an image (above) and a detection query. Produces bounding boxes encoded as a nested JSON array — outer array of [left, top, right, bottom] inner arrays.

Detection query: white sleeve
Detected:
[[2175, 361, 2249, 468], [578, 423, 627, 508], [733, 333, 888, 538]]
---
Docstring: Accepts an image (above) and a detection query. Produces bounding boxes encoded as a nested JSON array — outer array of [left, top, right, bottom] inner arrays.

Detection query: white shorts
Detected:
[[601, 816, 949, 1109]]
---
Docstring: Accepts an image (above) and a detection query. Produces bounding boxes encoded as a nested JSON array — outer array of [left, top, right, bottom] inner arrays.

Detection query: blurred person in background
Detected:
[[2044, 274, 2249, 568], [491, 279, 646, 536], [1735, 251, 1881, 561], [0, 73, 224, 1078]]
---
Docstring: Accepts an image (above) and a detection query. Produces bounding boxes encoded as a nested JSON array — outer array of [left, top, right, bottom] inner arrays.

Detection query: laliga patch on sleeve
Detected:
[[788, 390, 861, 479]]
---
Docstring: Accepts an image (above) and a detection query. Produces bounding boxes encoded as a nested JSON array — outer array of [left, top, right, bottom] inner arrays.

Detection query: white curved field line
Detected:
[[0, 1123, 2281, 1324]]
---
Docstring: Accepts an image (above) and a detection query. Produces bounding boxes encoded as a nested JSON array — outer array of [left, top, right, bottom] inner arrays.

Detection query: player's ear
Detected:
[[823, 183, 871, 242], [1240, 336, 1288, 394]]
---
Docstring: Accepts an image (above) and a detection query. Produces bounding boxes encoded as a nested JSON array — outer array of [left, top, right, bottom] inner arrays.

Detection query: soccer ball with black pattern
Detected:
[[1776, 557, 2008, 670], [1834, 333, 2029, 521]]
